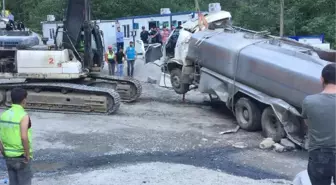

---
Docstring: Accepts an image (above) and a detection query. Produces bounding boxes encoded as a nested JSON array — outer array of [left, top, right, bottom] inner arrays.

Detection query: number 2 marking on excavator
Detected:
[[48, 58, 54, 64]]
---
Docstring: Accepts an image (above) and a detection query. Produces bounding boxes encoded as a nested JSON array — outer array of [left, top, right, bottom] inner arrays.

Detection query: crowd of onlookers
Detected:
[[107, 23, 183, 78], [140, 22, 182, 45]]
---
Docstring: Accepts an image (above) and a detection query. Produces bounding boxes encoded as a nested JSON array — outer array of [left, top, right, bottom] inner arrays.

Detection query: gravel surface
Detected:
[[32, 162, 291, 185], [0, 58, 307, 184]]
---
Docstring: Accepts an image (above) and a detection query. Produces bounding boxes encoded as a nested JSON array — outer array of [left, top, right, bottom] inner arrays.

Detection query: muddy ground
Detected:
[[0, 58, 307, 184]]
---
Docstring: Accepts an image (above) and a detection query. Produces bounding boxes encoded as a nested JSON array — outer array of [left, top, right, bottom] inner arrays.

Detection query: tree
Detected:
[[4, 0, 335, 48]]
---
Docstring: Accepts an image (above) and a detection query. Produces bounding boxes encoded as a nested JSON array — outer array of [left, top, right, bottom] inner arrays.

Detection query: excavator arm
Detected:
[[60, 0, 103, 70]]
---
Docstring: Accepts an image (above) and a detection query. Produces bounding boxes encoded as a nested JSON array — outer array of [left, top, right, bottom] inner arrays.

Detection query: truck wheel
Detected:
[[170, 68, 189, 94], [234, 97, 261, 131], [261, 107, 286, 142]]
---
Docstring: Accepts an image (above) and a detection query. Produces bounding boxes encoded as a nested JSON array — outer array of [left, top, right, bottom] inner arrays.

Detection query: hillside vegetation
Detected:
[[5, 0, 335, 48]]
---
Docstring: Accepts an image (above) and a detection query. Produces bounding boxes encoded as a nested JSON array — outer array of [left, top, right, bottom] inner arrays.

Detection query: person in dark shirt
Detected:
[[140, 26, 149, 44], [17, 21, 25, 31], [114, 47, 125, 77], [155, 27, 162, 44], [302, 63, 336, 185], [149, 27, 157, 43], [177, 22, 182, 29]]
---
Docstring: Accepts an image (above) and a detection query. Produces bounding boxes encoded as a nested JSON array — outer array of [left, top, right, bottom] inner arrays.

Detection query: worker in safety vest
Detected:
[[78, 34, 85, 53], [105, 45, 116, 75], [0, 88, 33, 185]]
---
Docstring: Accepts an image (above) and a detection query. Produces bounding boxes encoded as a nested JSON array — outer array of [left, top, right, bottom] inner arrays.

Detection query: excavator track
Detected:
[[0, 82, 121, 115], [86, 73, 142, 103]]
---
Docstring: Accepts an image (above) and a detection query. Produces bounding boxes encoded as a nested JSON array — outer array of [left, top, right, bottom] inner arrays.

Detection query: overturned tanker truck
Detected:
[[147, 15, 336, 148]]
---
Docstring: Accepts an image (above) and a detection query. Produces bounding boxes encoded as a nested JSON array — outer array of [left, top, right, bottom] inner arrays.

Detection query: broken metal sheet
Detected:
[[199, 68, 306, 148], [219, 125, 240, 135]]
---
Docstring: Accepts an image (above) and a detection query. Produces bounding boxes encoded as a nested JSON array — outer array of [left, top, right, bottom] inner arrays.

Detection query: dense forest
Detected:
[[4, 0, 336, 48]]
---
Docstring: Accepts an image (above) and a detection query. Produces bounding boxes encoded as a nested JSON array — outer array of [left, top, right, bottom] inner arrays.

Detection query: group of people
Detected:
[[140, 22, 182, 45], [110, 23, 183, 77], [105, 40, 136, 77], [2, 12, 25, 31]]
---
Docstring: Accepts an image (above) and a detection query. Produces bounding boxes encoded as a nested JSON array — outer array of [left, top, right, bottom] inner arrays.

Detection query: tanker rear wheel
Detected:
[[170, 68, 189, 94], [261, 107, 286, 142], [234, 97, 261, 131]]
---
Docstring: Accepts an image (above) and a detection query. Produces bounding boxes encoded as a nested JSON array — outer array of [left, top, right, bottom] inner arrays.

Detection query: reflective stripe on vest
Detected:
[[79, 41, 84, 52], [0, 104, 32, 158], [107, 52, 114, 59]]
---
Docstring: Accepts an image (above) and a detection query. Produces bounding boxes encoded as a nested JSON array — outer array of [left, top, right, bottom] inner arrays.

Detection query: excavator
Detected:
[[0, 0, 142, 114]]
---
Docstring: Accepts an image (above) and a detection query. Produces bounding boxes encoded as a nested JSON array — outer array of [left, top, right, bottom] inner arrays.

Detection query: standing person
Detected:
[[149, 27, 157, 43], [0, 88, 33, 185], [177, 22, 182, 29], [7, 13, 15, 30], [140, 26, 149, 45], [116, 27, 124, 50], [8, 13, 14, 21], [114, 47, 125, 77], [161, 26, 170, 44], [105, 46, 115, 76], [301, 63, 336, 185], [155, 27, 162, 44], [125, 41, 137, 77]]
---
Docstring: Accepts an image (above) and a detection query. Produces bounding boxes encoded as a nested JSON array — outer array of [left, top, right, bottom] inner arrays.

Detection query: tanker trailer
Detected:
[[173, 28, 332, 148]]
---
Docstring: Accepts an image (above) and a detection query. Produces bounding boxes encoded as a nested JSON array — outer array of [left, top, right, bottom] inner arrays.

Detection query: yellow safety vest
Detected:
[[78, 40, 84, 52], [106, 52, 114, 60], [0, 104, 32, 158]]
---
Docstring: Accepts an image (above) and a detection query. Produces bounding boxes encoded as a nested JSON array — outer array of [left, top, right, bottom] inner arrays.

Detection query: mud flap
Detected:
[[159, 73, 172, 88]]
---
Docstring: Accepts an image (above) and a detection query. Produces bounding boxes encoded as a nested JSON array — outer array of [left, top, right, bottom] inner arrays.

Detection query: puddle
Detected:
[[33, 162, 67, 172]]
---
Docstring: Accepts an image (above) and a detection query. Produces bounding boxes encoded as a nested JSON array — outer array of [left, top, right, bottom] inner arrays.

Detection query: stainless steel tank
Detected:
[[187, 30, 330, 108]]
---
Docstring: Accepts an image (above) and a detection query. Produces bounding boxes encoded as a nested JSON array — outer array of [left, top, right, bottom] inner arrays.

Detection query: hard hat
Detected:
[[108, 46, 112, 49]]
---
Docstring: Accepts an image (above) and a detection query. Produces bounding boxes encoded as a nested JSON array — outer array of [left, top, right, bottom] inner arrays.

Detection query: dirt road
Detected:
[[0, 59, 307, 184]]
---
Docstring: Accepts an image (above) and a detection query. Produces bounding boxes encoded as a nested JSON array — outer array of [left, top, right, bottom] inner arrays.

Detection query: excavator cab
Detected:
[[52, 0, 104, 72]]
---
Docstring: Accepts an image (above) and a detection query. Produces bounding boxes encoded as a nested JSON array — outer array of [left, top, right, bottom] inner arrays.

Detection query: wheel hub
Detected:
[[172, 76, 180, 88], [243, 108, 249, 120]]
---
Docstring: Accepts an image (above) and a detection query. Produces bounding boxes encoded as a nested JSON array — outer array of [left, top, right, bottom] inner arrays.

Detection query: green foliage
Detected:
[[5, 0, 335, 48]]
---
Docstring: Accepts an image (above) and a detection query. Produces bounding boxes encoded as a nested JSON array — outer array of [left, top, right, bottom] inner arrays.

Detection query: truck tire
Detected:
[[234, 97, 261, 131], [170, 68, 189, 94], [261, 107, 286, 142]]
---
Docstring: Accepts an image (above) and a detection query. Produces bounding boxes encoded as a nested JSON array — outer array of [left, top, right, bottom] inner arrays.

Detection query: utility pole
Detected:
[[280, 0, 284, 37]]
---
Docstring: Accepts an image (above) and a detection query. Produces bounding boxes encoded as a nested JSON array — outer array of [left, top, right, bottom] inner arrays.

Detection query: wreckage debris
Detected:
[[280, 138, 296, 151], [273, 143, 285, 153], [259, 138, 275, 149], [219, 126, 240, 135], [147, 77, 157, 84], [259, 138, 296, 152], [232, 142, 248, 149]]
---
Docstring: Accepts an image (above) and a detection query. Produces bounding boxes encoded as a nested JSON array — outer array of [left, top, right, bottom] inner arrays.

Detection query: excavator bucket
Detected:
[[145, 43, 163, 64], [145, 28, 181, 64]]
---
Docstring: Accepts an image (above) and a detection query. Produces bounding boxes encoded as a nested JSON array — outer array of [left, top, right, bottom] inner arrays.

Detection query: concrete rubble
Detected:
[[273, 143, 285, 153], [259, 138, 275, 149], [259, 138, 297, 152]]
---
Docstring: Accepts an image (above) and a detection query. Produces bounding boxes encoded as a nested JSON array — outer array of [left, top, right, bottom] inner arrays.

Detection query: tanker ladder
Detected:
[[0, 82, 121, 115]]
